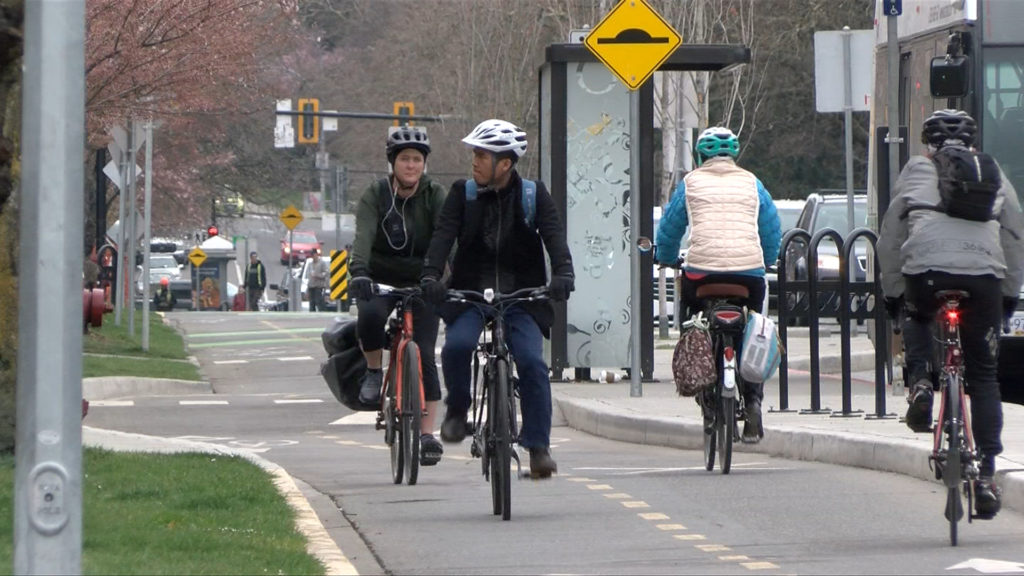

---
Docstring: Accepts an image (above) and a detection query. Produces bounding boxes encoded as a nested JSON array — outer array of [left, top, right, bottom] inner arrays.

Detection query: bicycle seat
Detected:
[[696, 283, 749, 299], [935, 289, 970, 302]]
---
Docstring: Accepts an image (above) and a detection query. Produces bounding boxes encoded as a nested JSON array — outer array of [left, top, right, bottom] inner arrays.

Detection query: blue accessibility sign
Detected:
[[883, 0, 902, 16]]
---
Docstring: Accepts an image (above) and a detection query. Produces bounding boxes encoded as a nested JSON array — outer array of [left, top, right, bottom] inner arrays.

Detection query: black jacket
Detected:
[[421, 171, 574, 334]]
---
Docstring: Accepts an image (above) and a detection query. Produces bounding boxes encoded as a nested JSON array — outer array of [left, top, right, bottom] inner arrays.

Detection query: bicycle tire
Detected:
[[387, 369, 404, 485], [719, 395, 735, 475], [494, 358, 512, 521], [704, 389, 720, 471], [946, 374, 962, 546], [402, 342, 422, 486]]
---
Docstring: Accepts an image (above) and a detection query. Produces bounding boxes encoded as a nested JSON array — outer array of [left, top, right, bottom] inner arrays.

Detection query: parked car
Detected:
[[136, 253, 182, 297], [767, 198, 807, 312], [280, 230, 322, 265]]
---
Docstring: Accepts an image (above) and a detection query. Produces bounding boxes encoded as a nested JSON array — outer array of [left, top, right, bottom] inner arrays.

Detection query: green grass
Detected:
[[83, 313, 189, 360], [82, 312, 201, 380], [0, 449, 325, 575]]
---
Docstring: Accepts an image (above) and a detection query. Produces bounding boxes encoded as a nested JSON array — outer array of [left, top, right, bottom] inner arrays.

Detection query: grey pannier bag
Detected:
[[672, 312, 717, 396]]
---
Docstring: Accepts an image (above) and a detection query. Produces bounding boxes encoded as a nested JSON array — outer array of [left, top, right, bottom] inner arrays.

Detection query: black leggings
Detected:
[[356, 294, 441, 402], [903, 272, 1003, 472]]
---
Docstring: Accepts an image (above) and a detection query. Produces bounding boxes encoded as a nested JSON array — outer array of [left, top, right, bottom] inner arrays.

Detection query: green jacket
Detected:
[[351, 177, 446, 287]]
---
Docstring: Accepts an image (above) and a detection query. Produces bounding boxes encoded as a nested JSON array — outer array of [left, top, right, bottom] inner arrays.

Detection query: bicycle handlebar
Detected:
[[373, 283, 421, 298], [446, 286, 549, 306]]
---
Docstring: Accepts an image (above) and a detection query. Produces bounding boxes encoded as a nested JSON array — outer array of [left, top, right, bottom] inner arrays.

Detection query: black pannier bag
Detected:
[[319, 319, 376, 411]]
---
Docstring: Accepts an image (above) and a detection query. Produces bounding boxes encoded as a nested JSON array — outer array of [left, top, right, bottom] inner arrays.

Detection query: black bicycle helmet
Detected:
[[386, 126, 430, 163], [921, 109, 977, 148]]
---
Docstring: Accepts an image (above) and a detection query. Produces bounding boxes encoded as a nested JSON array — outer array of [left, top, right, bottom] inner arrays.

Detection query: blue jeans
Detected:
[[442, 306, 552, 449]]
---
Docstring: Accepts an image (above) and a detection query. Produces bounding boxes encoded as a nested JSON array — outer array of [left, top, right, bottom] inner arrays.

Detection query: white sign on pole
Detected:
[[814, 30, 874, 113], [275, 98, 295, 148], [322, 111, 338, 132]]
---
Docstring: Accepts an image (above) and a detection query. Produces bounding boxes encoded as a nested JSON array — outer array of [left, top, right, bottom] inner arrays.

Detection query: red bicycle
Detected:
[[371, 284, 426, 486]]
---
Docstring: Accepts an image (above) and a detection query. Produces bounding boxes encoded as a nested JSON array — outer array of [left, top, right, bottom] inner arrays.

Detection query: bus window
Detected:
[[983, 48, 1024, 198]]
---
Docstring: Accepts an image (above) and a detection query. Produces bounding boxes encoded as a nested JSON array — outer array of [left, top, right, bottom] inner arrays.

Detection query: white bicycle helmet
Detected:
[[461, 119, 528, 158]]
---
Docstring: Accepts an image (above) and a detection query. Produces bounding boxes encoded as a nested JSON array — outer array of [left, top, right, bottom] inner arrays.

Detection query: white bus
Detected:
[[868, 0, 1024, 398]]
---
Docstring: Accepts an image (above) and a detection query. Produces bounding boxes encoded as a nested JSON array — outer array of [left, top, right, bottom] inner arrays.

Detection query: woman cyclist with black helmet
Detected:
[[878, 109, 1024, 519], [350, 125, 447, 466]]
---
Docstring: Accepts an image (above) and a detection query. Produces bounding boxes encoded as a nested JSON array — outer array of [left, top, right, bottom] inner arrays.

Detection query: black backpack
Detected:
[[930, 147, 1002, 222]]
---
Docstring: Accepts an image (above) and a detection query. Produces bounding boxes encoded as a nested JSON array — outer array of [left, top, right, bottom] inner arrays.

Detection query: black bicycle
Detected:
[[693, 283, 750, 475], [447, 286, 550, 521]]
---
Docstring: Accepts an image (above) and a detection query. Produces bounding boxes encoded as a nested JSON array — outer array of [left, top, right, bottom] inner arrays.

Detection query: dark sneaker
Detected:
[[357, 369, 383, 405], [974, 476, 1002, 519], [904, 380, 934, 433], [742, 400, 763, 444], [528, 448, 558, 479], [420, 434, 443, 466], [440, 410, 468, 444]]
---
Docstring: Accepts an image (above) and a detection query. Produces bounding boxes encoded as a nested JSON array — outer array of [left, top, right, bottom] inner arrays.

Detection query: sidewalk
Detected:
[[552, 328, 1024, 516]]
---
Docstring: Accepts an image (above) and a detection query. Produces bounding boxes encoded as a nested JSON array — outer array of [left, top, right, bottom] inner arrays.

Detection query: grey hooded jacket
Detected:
[[877, 152, 1024, 299]]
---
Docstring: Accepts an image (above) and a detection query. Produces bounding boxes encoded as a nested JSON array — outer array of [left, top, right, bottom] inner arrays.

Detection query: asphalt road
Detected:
[[86, 311, 1024, 575]]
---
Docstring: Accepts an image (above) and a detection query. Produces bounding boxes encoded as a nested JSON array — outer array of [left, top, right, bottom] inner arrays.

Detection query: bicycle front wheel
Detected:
[[491, 358, 512, 520], [945, 375, 963, 546], [702, 391, 716, 472], [718, 395, 735, 475], [402, 342, 422, 486], [387, 369, 404, 485]]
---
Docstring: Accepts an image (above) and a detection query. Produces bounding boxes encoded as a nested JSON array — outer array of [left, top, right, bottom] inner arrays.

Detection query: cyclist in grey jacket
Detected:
[[878, 109, 1024, 519]]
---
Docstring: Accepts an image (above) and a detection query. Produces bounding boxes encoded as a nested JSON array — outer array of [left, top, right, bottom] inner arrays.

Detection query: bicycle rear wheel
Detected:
[[702, 391, 716, 472], [402, 342, 422, 486], [386, 370, 404, 485], [492, 358, 512, 520], [718, 395, 735, 475], [945, 375, 962, 546]]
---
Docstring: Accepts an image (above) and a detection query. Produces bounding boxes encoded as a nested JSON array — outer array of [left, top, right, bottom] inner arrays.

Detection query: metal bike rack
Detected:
[[776, 229, 811, 412]]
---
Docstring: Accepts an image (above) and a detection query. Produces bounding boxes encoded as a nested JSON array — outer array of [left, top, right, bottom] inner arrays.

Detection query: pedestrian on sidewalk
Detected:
[[307, 251, 329, 312], [655, 126, 782, 444], [877, 109, 1024, 519], [243, 251, 266, 311]]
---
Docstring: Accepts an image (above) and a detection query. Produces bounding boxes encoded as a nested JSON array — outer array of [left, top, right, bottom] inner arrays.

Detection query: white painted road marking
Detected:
[[214, 360, 249, 365], [330, 412, 379, 425], [947, 558, 1024, 574], [89, 400, 135, 407], [179, 400, 230, 406], [274, 399, 324, 404], [278, 356, 315, 362]]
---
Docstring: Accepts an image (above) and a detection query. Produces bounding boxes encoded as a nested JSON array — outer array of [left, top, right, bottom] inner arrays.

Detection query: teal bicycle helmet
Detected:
[[695, 127, 739, 165]]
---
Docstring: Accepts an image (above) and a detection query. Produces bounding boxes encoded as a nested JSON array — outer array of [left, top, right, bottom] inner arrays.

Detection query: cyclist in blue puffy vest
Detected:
[[656, 127, 782, 444], [420, 119, 575, 479]]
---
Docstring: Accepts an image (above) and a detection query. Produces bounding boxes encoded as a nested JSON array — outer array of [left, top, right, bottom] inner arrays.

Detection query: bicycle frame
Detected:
[[384, 295, 425, 417], [930, 297, 978, 474]]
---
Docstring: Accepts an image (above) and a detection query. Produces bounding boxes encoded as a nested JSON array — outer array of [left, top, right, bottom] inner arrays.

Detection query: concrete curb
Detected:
[[555, 395, 1024, 516], [83, 377, 212, 400], [787, 351, 875, 373], [83, 426, 357, 576]]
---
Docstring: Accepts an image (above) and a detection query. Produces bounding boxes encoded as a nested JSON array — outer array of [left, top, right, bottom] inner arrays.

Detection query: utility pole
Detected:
[[16, 0, 85, 572]]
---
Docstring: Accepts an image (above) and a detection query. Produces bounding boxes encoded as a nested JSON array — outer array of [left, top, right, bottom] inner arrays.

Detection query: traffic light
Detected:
[[207, 225, 219, 238], [297, 98, 320, 144], [393, 101, 414, 126]]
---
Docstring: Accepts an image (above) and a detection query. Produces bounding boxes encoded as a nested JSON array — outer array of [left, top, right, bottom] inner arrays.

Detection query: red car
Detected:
[[280, 230, 322, 265]]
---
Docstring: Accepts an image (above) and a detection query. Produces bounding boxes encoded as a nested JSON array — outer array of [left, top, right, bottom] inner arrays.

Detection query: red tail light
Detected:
[[946, 309, 959, 324], [724, 347, 735, 361], [714, 310, 743, 323]]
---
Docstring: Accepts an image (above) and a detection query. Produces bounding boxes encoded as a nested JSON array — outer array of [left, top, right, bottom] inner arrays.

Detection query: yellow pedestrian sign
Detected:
[[584, 0, 682, 91], [188, 247, 207, 268], [280, 204, 304, 231]]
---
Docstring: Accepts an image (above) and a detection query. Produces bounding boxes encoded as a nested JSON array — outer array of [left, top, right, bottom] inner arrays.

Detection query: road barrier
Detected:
[[776, 227, 895, 419], [330, 248, 350, 312]]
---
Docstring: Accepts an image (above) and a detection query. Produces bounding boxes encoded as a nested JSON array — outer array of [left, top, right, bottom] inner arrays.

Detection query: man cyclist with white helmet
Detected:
[[419, 119, 575, 478], [351, 125, 447, 466], [655, 126, 781, 444], [878, 109, 1024, 519]]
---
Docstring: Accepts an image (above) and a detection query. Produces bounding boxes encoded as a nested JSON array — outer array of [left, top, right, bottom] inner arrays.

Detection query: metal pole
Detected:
[[142, 120, 154, 350], [15, 1, 85, 572], [887, 14, 901, 200], [126, 119, 136, 337], [629, 89, 642, 397], [289, 230, 298, 312], [334, 167, 341, 252], [114, 124, 126, 326], [843, 27, 855, 234]]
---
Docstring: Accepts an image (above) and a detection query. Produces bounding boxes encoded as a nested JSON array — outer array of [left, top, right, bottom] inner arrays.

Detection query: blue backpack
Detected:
[[464, 178, 537, 228]]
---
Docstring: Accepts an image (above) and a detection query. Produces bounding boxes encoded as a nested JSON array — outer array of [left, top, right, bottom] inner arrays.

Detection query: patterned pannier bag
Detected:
[[672, 312, 717, 396]]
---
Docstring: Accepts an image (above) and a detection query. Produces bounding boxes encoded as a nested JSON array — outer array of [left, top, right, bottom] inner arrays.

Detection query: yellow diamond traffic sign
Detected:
[[188, 247, 207, 268], [280, 204, 304, 231], [584, 0, 682, 91]]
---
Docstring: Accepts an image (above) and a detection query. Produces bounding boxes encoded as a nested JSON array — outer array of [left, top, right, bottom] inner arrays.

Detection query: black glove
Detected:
[[884, 296, 903, 320], [1004, 297, 1019, 321], [349, 276, 373, 302], [548, 274, 575, 303], [420, 276, 446, 306]]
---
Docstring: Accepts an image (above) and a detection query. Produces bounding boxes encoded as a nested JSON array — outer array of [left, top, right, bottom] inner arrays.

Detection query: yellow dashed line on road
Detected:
[[566, 477, 596, 482], [741, 561, 780, 570], [603, 493, 632, 499], [621, 501, 651, 509], [720, 555, 750, 561], [638, 512, 670, 520], [656, 523, 687, 531], [335, 440, 361, 445], [587, 484, 613, 490], [696, 544, 731, 552], [673, 534, 707, 541]]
